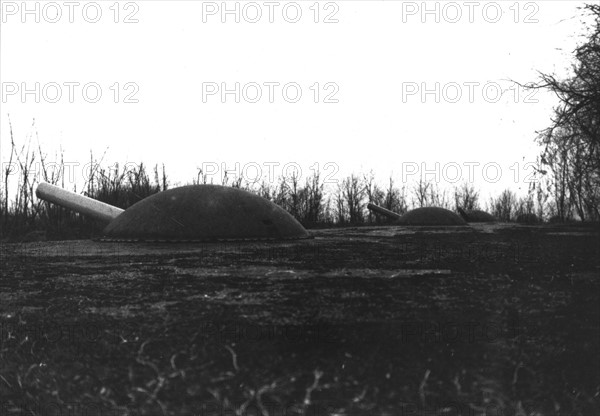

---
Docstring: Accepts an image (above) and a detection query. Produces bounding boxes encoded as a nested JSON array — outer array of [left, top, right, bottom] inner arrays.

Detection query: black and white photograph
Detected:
[[1, 1, 599, 415]]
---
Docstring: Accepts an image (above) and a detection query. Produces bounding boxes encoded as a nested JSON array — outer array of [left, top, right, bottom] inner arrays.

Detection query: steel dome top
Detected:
[[395, 207, 467, 226], [457, 208, 497, 223], [102, 185, 310, 241]]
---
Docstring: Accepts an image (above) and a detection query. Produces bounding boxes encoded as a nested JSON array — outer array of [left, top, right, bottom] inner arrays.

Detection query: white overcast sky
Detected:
[[0, 1, 593, 198]]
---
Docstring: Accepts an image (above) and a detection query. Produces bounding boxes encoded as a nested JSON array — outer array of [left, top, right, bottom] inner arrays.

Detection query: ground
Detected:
[[1, 223, 599, 416]]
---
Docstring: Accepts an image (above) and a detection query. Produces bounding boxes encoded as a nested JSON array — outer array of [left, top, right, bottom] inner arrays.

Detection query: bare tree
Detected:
[[334, 184, 347, 224], [412, 176, 431, 208], [428, 183, 451, 209], [521, 4, 600, 221], [383, 177, 408, 215], [342, 174, 366, 224], [454, 182, 480, 211], [304, 170, 324, 225], [364, 171, 385, 223], [489, 189, 518, 221]]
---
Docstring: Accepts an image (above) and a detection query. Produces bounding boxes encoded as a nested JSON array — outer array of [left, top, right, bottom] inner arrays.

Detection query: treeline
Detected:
[[524, 3, 600, 222], [1, 134, 593, 241]]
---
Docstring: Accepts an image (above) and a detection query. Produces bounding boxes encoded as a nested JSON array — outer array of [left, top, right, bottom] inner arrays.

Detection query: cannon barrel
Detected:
[[366, 203, 402, 220], [36, 182, 124, 224]]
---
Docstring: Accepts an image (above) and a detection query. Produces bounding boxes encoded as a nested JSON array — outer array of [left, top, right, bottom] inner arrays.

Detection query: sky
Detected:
[[0, 0, 593, 201]]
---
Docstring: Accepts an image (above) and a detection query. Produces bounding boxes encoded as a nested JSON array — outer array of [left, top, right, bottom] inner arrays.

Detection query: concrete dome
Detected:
[[396, 207, 467, 226], [103, 185, 310, 241]]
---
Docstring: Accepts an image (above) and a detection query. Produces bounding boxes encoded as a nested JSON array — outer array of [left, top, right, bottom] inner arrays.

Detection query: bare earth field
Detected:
[[1, 223, 599, 416]]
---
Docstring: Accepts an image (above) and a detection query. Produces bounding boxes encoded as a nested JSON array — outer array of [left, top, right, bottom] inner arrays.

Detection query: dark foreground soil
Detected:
[[1, 223, 599, 416]]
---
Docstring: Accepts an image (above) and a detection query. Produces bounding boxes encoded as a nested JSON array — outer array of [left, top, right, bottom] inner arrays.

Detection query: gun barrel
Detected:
[[36, 182, 124, 224], [367, 203, 402, 220]]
